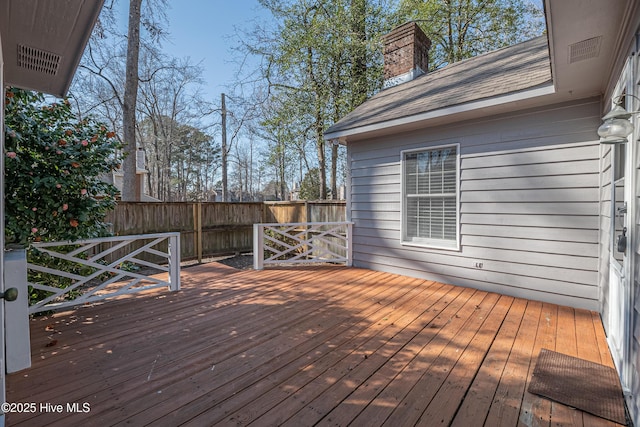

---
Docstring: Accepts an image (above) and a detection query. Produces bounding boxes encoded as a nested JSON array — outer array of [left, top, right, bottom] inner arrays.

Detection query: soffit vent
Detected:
[[568, 36, 602, 64], [17, 44, 61, 75]]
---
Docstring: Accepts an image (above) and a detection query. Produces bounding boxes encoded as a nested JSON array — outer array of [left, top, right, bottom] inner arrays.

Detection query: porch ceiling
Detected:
[[545, 0, 639, 102], [0, 0, 104, 97]]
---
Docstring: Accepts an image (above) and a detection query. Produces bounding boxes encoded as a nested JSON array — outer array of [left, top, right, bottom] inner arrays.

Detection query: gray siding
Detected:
[[348, 99, 601, 310]]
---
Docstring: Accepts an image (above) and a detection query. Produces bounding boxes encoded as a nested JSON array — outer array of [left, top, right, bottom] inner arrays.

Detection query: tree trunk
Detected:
[[315, 91, 327, 199], [350, 0, 367, 108], [122, 0, 142, 201], [279, 137, 286, 200], [330, 142, 338, 199], [316, 127, 327, 199], [249, 141, 254, 199]]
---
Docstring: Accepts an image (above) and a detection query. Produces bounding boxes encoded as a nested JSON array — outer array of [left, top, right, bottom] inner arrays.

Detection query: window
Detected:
[[611, 92, 627, 266], [401, 144, 459, 249], [612, 142, 626, 266]]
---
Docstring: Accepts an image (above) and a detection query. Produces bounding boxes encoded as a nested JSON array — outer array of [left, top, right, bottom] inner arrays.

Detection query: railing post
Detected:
[[4, 247, 31, 372], [197, 203, 202, 263], [346, 222, 353, 267], [169, 233, 181, 291], [193, 203, 203, 264], [253, 224, 264, 270]]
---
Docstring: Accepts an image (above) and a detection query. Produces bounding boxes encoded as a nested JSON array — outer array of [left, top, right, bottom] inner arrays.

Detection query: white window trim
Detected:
[[400, 143, 461, 251]]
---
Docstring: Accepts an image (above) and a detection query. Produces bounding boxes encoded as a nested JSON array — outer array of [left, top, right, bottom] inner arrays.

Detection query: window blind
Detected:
[[403, 146, 458, 246]]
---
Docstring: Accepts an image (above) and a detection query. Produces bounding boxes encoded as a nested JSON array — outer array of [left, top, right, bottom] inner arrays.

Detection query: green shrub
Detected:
[[4, 88, 123, 306]]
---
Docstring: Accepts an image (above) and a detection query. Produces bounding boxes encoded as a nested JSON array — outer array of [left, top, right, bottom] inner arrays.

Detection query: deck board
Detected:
[[518, 302, 556, 427], [172, 274, 430, 426], [281, 281, 454, 427], [450, 297, 526, 427], [414, 294, 514, 426], [379, 290, 495, 427], [258, 278, 436, 423], [150, 271, 422, 426], [551, 305, 585, 427], [485, 300, 543, 426], [6, 264, 625, 427], [94, 268, 395, 425]]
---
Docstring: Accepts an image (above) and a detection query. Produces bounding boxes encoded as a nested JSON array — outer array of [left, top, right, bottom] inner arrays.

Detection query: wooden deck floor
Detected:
[[6, 263, 623, 426]]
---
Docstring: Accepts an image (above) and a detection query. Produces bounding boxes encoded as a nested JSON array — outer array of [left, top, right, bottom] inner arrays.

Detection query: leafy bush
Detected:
[[4, 88, 122, 245], [4, 88, 123, 307]]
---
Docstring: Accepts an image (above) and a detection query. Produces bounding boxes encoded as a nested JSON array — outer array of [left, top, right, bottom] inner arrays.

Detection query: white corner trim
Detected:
[[324, 84, 557, 141]]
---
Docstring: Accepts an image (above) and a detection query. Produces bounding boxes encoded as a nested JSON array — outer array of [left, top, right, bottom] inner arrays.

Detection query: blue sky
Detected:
[[159, 0, 269, 100], [114, 0, 545, 97], [154, 0, 543, 101]]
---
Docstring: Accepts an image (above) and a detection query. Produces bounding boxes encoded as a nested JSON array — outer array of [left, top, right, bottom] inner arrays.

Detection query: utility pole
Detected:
[[249, 139, 253, 200], [221, 93, 228, 202]]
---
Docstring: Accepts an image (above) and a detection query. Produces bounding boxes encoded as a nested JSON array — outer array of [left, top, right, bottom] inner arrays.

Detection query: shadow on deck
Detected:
[[6, 263, 623, 426]]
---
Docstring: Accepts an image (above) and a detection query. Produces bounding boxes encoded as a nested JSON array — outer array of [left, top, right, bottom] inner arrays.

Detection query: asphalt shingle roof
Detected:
[[325, 36, 552, 137]]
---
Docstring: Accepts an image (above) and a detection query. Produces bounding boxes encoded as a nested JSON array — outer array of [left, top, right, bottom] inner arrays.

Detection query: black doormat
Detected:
[[528, 349, 627, 425]]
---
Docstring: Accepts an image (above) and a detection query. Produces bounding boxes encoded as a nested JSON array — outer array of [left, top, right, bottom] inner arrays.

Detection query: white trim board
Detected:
[[325, 85, 557, 141]]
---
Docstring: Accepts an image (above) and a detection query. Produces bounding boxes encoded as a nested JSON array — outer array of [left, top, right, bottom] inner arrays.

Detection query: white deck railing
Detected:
[[27, 232, 180, 314], [253, 222, 353, 270]]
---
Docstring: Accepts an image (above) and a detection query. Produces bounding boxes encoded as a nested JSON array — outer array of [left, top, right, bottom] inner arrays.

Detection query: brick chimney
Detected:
[[383, 22, 431, 88]]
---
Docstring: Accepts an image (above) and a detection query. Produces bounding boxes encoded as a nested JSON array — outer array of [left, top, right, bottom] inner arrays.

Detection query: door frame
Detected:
[[1, 31, 7, 427], [606, 53, 638, 396]]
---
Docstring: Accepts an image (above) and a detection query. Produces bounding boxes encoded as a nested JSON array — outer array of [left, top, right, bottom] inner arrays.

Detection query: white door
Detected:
[[606, 55, 637, 394], [608, 155, 631, 392]]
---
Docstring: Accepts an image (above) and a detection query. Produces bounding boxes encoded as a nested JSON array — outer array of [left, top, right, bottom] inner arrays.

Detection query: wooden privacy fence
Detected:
[[105, 201, 346, 262]]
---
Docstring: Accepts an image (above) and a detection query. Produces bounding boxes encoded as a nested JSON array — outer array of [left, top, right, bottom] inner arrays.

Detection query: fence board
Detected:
[[105, 201, 346, 261], [308, 202, 347, 223], [264, 202, 307, 223]]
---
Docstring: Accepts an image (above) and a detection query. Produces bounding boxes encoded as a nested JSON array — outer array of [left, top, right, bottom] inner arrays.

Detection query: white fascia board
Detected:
[[543, 1, 558, 93], [324, 84, 557, 142]]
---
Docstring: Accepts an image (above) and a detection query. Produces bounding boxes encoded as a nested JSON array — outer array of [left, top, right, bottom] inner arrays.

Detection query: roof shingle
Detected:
[[325, 36, 551, 137]]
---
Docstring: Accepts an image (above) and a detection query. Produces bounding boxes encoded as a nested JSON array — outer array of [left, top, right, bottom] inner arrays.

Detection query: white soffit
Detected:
[[546, 0, 630, 98], [0, 0, 104, 97]]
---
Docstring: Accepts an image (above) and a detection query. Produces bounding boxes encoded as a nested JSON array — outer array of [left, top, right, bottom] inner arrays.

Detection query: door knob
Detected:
[[0, 288, 18, 302]]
